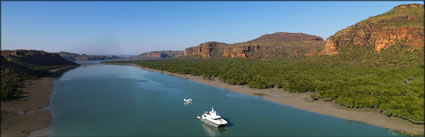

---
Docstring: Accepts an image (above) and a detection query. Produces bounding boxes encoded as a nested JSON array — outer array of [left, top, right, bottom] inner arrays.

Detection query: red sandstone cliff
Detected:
[[321, 4, 424, 55], [184, 32, 324, 59], [184, 42, 227, 58]]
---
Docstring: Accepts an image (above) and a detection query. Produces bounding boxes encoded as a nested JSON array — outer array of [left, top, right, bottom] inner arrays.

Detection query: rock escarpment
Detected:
[[184, 32, 324, 59], [184, 4, 424, 59], [321, 4, 424, 55], [184, 42, 227, 58]]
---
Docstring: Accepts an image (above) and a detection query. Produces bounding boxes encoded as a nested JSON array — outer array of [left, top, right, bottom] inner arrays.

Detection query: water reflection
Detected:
[[184, 101, 192, 106], [201, 123, 228, 137]]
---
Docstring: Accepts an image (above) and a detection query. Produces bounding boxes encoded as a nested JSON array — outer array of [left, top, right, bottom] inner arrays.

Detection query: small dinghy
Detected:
[[184, 98, 193, 103]]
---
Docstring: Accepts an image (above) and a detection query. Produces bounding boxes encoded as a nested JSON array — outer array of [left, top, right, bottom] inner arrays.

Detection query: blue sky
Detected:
[[1, 1, 422, 55]]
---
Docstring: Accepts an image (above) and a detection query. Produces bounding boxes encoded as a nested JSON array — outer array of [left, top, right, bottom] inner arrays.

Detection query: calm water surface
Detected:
[[42, 63, 402, 136]]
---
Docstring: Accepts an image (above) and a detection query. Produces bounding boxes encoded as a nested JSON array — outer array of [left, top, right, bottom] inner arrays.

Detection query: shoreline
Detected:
[[0, 65, 77, 137], [1, 77, 54, 137], [121, 63, 424, 135]]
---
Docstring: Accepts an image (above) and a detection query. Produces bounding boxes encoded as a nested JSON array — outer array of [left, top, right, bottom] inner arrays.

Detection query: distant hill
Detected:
[[1, 49, 78, 100], [184, 32, 324, 59], [2, 50, 77, 67], [57, 51, 121, 61], [184, 4, 424, 66], [58, 51, 80, 61], [321, 4, 424, 55], [74, 54, 121, 61], [135, 50, 184, 59]]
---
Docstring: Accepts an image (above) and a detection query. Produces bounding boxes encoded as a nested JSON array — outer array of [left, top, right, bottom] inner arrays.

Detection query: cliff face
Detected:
[[184, 32, 324, 59], [321, 4, 424, 55], [184, 42, 227, 58], [1, 50, 77, 67], [137, 50, 184, 59], [140, 52, 164, 58]]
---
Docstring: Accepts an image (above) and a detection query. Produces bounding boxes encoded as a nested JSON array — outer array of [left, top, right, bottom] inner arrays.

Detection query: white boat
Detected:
[[184, 98, 193, 103], [183, 98, 192, 103], [197, 107, 228, 128]]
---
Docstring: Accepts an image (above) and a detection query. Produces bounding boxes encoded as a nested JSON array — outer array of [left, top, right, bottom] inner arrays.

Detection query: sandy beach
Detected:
[[124, 64, 424, 135], [1, 77, 54, 137]]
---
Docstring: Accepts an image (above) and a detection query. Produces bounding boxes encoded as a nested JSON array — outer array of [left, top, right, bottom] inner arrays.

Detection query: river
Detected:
[[36, 63, 402, 136]]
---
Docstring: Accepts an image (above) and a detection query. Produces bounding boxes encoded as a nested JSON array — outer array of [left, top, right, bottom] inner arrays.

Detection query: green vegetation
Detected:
[[1, 78, 24, 100], [1, 56, 35, 100], [375, 4, 424, 29], [106, 44, 424, 124], [1, 50, 78, 101]]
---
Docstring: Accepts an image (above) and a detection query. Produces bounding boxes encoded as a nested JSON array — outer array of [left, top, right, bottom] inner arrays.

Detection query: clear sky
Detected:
[[1, 1, 422, 55]]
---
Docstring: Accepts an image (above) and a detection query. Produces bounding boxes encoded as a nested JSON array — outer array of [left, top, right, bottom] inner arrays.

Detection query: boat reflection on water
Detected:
[[184, 101, 192, 106], [201, 123, 227, 137], [184, 98, 192, 106]]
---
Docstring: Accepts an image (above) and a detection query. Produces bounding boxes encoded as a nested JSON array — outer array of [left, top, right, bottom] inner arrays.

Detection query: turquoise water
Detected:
[[45, 64, 402, 136]]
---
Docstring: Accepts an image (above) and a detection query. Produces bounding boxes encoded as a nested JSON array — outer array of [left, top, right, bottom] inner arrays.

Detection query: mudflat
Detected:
[[1, 77, 54, 137], [131, 64, 424, 135]]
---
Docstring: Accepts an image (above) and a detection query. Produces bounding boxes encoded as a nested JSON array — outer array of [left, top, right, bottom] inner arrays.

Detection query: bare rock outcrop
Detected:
[[184, 32, 324, 59], [321, 4, 424, 55]]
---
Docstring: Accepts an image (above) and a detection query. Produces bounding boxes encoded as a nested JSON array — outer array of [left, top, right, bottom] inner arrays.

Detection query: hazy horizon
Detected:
[[1, 1, 422, 55]]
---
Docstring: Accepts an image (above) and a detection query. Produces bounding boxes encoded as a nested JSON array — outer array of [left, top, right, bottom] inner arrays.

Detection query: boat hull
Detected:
[[200, 118, 225, 128]]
